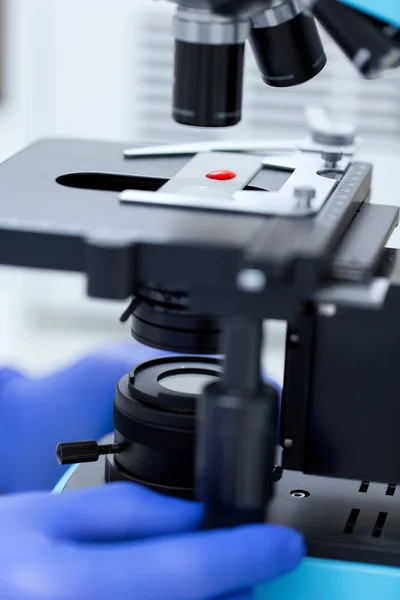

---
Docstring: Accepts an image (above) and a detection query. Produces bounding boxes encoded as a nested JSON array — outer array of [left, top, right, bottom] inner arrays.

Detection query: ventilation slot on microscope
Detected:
[[372, 512, 388, 538], [344, 508, 360, 534], [386, 484, 397, 497], [359, 482, 397, 496], [359, 481, 369, 493]]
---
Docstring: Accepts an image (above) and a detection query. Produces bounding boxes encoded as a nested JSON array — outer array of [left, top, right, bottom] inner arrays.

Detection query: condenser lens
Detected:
[[158, 371, 219, 394]]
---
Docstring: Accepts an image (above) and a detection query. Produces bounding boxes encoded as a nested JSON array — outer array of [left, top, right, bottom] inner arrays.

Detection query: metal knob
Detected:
[[322, 150, 343, 168], [56, 440, 121, 466], [294, 186, 316, 210]]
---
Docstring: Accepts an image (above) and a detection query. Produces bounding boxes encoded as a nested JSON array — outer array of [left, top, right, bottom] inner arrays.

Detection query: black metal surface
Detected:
[[331, 203, 399, 282], [105, 454, 194, 500], [210, 0, 271, 18], [173, 41, 245, 127], [0, 139, 384, 316], [221, 317, 263, 393], [250, 12, 326, 87], [282, 249, 400, 485], [62, 444, 400, 568], [280, 306, 315, 472]]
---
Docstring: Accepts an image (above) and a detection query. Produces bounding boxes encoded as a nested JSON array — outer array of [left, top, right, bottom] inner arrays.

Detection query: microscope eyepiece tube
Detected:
[[172, 7, 250, 127]]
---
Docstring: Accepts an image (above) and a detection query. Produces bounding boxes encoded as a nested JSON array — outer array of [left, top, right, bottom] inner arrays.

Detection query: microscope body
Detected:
[[0, 133, 395, 598], [1, 0, 400, 596]]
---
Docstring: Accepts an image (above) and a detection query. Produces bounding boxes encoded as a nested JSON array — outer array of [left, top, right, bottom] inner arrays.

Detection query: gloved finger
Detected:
[[0, 367, 25, 425], [219, 591, 253, 600], [0, 341, 166, 493], [52, 524, 304, 599], [42, 340, 165, 403], [0, 367, 23, 389], [37, 483, 202, 541]]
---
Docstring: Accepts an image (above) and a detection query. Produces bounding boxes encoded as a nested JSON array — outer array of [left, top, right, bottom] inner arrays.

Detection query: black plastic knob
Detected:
[[56, 440, 120, 465]]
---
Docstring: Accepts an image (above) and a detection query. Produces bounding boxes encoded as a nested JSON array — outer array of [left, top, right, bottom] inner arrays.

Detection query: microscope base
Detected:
[[54, 443, 400, 600]]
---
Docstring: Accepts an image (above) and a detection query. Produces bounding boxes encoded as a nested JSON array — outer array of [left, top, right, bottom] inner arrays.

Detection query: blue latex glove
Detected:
[[0, 342, 163, 493], [0, 342, 280, 494], [0, 482, 305, 600]]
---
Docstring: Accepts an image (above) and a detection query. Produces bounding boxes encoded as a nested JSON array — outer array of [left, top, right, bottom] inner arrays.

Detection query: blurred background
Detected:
[[0, 0, 399, 383]]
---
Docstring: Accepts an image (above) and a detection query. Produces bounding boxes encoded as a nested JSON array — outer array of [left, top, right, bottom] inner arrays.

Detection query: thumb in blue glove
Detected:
[[0, 341, 163, 493], [0, 483, 305, 600]]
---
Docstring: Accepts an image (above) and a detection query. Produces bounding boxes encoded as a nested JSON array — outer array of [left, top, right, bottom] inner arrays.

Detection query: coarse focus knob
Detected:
[[56, 440, 120, 465]]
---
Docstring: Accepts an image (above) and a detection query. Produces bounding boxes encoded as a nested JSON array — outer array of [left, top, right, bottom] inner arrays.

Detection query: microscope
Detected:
[[2, 0, 400, 597]]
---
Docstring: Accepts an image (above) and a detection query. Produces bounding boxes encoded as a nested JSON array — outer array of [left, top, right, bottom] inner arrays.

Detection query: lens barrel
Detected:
[[250, 4, 326, 87], [173, 41, 245, 127], [172, 7, 250, 127], [105, 356, 223, 499], [130, 288, 220, 354]]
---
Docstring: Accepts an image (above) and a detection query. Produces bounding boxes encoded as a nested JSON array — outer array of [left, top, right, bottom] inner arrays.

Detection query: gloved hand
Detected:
[[0, 482, 305, 600], [0, 341, 163, 493]]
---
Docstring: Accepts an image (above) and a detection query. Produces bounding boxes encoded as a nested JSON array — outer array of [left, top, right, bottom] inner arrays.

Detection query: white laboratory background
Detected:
[[0, 0, 399, 383]]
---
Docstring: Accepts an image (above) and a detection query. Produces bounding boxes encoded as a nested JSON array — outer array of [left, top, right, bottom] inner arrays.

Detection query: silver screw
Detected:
[[284, 438, 293, 449], [291, 491, 309, 499], [322, 150, 343, 169], [290, 333, 300, 344], [294, 186, 316, 210], [236, 269, 267, 293], [318, 303, 337, 317]]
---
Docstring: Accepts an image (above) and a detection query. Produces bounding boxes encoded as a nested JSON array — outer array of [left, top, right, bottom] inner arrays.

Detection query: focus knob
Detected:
[[56, 440, 120, 465]]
